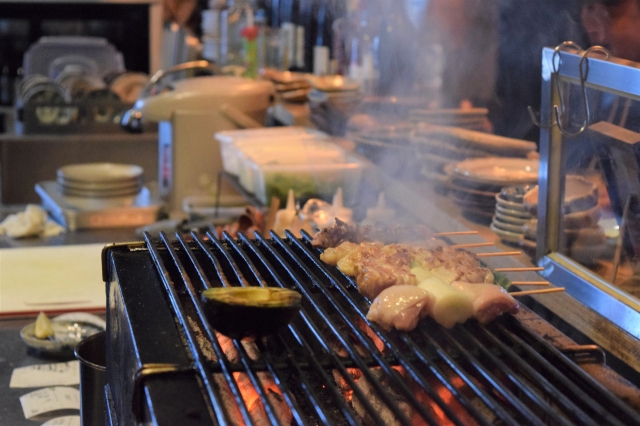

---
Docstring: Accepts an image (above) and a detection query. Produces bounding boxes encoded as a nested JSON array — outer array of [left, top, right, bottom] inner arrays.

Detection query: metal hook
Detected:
[[528, 41, 583, 129], [554, 45, 610, 137]]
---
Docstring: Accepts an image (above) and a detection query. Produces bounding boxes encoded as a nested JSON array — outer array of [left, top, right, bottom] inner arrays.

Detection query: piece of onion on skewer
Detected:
[[418, 277, 474, 329], [450, 281, 519, 324], [366, 285, 434, 331]]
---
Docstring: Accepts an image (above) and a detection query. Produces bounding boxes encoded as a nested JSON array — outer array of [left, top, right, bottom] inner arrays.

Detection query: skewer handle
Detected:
[[477, 251, 521, 258], [433, 231, 479, 237], [449, 242, 495, 249], [510, 281, 550, 286], [510, 287, 565, 296], [494, 267, 544, 272]]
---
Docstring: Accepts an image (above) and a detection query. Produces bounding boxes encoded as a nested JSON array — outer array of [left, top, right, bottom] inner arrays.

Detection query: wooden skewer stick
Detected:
[[433, 231, 479, 237], [494, 267, 544, 272], [476, 251, 521, 258], [510, 281, 550, 286], [449, 242, 495, 249], [510, 287, 565, 297]]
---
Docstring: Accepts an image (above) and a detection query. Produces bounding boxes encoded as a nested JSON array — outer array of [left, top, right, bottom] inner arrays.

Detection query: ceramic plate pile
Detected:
[[409, 108, 489, 131], [351, 123, 420, 180], [517, 176, 609, 265], [444, 157, 539, 223], [491, 186, 535, 243], [57, 163, 144, 209], [414, 125, 537, 182]]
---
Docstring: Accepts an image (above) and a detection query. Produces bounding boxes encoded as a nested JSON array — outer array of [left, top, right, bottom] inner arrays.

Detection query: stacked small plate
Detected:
[[444, 157, 539, 223], [409, 108, 489, 131], [57, 163, 144, 209], [414, 125, 537, 182], [492, 186, 534, 244]]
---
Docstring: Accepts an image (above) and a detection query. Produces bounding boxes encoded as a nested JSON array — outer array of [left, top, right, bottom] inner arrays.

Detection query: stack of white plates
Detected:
[[57, 163, 144, 209], [444, 157, 539, 223], [414, 125, 537, 182], [409, 108, 489, 131], [491, 186, 534, 243]]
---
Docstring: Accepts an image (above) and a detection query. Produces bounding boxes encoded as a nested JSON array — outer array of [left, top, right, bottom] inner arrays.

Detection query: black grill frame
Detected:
[[102, 231, 640, 426]]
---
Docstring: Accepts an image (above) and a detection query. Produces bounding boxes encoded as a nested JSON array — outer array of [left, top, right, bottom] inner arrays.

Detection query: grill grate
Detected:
[[120, 230, 640, 426]]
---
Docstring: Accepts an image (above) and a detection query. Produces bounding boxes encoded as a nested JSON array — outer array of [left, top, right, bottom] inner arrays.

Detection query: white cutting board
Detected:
[[0, 244, 106, 315]]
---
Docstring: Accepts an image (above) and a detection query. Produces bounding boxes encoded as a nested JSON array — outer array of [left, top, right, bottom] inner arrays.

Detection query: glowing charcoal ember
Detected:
[[450, 282, 519, 324], [366, 285, 434, 331]]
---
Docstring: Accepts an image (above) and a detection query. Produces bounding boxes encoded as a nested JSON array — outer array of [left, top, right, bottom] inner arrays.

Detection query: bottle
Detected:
[[273, 189, 297, 236], [221, 0, 254, 66], [241, 8, 259, 78], [346, 0, 381, 95]]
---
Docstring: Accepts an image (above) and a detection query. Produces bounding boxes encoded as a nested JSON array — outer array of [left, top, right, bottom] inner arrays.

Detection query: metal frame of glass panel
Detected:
[[537, 47, 640, 340]]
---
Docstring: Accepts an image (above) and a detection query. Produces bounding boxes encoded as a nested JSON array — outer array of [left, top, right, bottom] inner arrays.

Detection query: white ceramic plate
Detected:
[[495, 194, 529, 212], [20, 313, 105, 355], [494, 210, 531, 225], [495, 204, 532, 218], [492, 216, 525, 233], [490, 223, 523, 243], [448, 157, 539, 186], [58, 163, 144, 183], [306, 74, 360, 92]]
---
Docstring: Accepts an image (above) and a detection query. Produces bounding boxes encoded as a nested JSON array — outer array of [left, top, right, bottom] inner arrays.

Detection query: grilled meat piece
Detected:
[[320, 241, 359, 265], [312, 219, 435, 248], [366, 285, 434, 331], [451, 282, 519, 324], [357, 262, 418, 300]]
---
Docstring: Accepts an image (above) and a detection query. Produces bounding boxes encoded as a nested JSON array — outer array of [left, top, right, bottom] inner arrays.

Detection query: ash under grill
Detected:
[[102, 231, 640, 426]]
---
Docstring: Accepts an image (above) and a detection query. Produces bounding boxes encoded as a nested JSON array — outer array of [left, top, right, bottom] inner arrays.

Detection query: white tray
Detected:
[[36, 181, 163, 231]]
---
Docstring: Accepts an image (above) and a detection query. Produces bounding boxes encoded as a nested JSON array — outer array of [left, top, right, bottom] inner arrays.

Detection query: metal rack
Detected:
[[535, 46, 640, 370], [103, 233, 640, 425]]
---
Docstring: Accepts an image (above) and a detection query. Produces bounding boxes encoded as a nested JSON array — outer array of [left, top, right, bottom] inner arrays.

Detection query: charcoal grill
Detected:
[[102, 231, 640, 425]]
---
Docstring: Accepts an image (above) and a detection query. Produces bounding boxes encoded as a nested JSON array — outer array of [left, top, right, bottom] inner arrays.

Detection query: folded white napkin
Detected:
[[0, 205, 65, 238]]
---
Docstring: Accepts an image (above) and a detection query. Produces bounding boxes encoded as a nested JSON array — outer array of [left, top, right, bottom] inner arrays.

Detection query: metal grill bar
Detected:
[[294, 230, 640, 426], [235, 238, 388, 425], [270, 231, 452, 425], [172, 234, 259, 425], [143, 233, 226, 425], [229, 233, 365, 425], [295, 230, 519, 425], [403, 330, 521, 425], [437, 327, 549, 426], [180, 233, 295, 425], [460, 323, 601, 426], [248, 232, 415, 424], [130, 232, 640, 426], [495, 319, 637, 426], [289, 232, 489, 425], [200, 234, 372, 421]]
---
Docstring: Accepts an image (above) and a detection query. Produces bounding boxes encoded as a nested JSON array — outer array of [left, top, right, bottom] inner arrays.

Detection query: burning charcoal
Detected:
[[351, 368, 415, 426]]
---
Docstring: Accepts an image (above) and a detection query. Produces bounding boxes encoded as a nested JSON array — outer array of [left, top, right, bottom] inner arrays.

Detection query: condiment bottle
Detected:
[[273, 189, 297, 236], [362, 192, 395, 224], [331, 187, 353, 224]]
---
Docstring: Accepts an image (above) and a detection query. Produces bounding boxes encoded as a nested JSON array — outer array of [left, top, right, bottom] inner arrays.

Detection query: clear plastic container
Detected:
[[237, 143, 347, 192], [218, 130, 330, 175], [250, 154, 365, 204]]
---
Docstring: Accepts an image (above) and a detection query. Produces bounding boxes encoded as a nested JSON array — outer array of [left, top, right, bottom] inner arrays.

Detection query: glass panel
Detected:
[[557, 78, 640, 298]]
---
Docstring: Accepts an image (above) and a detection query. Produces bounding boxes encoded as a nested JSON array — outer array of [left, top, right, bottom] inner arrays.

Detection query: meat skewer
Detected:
[[509, 288, 565, 296], [450, 281, 519, 324], [476, 251, 522, 257]]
